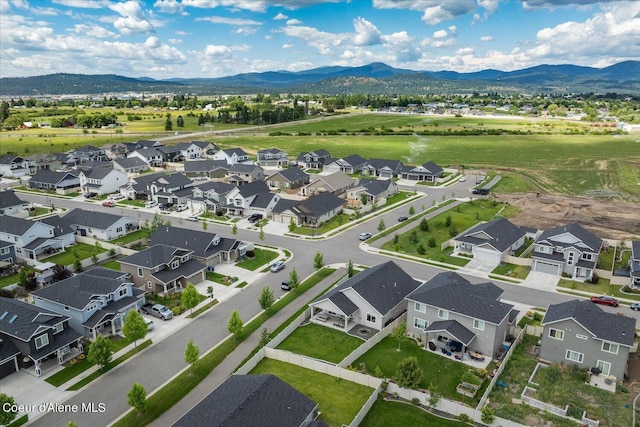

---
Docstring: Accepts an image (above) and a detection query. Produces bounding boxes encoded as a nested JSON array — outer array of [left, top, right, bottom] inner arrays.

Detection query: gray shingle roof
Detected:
[[250, 192, 278, 209], [425, 320, 476, 346], [341, 154, 367, 166], [358, 179, 394, 196], [0, 297, 68, 341], [150, 226, 240, 260], [365, 158, 403, 171], [0, 335, 20, 362], [223, 148, 248, 157], [79, 167, 115, 179], [0, 215, 38, 235], [184, 160, 228, 173], [61, 208, 135, 230], [152, 258, 206, 284], [0, 190, 25, 209], [455, 218, 526, 252], [29, 170, 78, 186], [38, 215, 74, 237], [236, 181, 269, 198], [291, 192, 344, 218], [194, 181, 235, 194], [542, 299, 635, 346], [408, 272, 512, 324], [228, 164, 261, 173], [273, 167, 309, 182], [535, 223, 603, 253], [173, 374, 317, 427], [120, 244, 191, 268], [114, 157, 148, 168], [314, 261, 422, 316]]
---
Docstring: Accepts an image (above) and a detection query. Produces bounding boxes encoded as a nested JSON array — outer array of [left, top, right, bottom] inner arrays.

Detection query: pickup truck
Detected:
[[141, 303, 173, 320]]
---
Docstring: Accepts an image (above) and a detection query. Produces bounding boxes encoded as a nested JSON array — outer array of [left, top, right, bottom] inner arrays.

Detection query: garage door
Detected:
[[0, 357, 18, 379], [473, 247, 501, 264], [534, 260, 561, 275]]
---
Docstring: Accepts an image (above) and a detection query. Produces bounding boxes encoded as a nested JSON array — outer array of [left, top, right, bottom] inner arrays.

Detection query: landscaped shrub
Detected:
[[245, 250, 255, 258], [411, 397, 420, 405], [457, 413, 471, 423], [171, 306, 182, 316]]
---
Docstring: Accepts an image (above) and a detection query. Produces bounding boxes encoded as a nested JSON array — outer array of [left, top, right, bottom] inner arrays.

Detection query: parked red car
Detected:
[[102, 200, 115, 207], [590, 295, 619, 307]]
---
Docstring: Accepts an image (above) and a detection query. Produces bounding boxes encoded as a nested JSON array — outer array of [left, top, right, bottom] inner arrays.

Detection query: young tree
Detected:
[[122, 310, 147, 347], [258, 227, 265, 241], [313, 251, 324, 269], [202, 220, 208, 231], [18, 269, 38, 291], [176, 115, 184, 127], [181, 283, 200, 314], [481, 406, 496, 424], [184, 338, 199, 371], [347, 260, 354, 278], [288, 218, 296, 233], [408, 205, 415, 215], [288, 268, 300, 289], [258, 286, 275, 310], [227, 309, 244, 340], [393, 356, 423, 389], [88, 335, 112, 370], [259, 327, 271, 347], [164, 113, 173, 131], [428, 237, 436, 248], [127, 383, 147, 414], [445, 214, 452, 228], [419, 218, 429, 232], [393, 322, 407, 351], [0, 393, 17, 426], [206, 285, 214, 299], [428, 383, 442, 407], [231, 224, 237, 235], [377, 218, 386, 232]]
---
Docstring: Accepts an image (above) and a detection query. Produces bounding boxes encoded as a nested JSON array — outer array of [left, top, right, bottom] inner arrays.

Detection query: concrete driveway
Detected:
[[465, 259, 499, 273], [521, 271, 560, 292]]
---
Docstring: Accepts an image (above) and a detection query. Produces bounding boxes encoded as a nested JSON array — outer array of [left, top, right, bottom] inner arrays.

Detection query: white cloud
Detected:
[[286, 18, 303, 25], [235, 27, 258, 35], [433, 29, 448, 39], [168, 38, 182, 44], [281, 24, 347, 55], [204, 44, 233, 58], [114, 16, 154, 35], [52, 0, 107, 8], [273, 12, 288, 20], [448, 25, 457, 36], [0, 1, 10, 13], [72, 23, 118, 38], [282, 43, 294, 49], [153, 0, 183, 14], [196, 16, 262, 26], [144, 36, 161, 48], [480, 35, 493, 42], [108, 0, 143, 18], [179, 0, 269, 13], [352, 17, 381, 46]]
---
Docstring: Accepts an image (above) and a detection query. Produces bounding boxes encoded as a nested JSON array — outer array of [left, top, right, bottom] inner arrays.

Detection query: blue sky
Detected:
[[1, 0, 638, 79]]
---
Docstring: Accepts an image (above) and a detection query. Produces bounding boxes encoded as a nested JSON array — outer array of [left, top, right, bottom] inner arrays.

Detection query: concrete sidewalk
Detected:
[[148, 267, 347, 427]]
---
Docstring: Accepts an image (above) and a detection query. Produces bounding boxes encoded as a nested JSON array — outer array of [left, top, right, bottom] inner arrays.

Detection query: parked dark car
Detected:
[[397, 216, 408, 222], [159, 202, 174, 211], [281, 281, 291, 291], [631, 303, 640, 311], [247, 213, 263, 223], [472, 188, 490, 195], [84, 192, 98, 199], [590, 295, 619, 307]]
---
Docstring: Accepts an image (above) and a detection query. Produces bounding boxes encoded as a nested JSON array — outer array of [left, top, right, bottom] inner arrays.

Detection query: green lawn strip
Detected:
[[276, 323, 363, 364], [236, 281, 249, 288], [7, 414, 28, 427], [614, 248, 632, 270], [67, 339, 152, 391], [491, 263, 530, 280], [555, 277, 640, 301], [118, 199, 145, 208], [514, 238, 535, 257], [488, 275, 520, 284], [379, 251, 460, 270], [101, 260, 121, 271], [43, 242, 108, 266], [186, 299, 218, 319], [361, 397, 466, 427], [113, 268, 337, 427], [235, 248, 279, 271], [206, 271, 236, 285], [0, 272, 22, 289], [109, 229, 149, 245], [28, 206, 51, 217], [250, 358, 373, 427], [489, 172, 540, 194]]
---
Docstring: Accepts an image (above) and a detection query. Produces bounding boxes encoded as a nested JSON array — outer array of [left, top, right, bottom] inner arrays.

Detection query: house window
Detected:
[[171, 260, 180, 270], [366, 314, 376, 323], [602, 342, 619, 355], [438, 309, 449, 320], [414, 318, 428, 329], [0, 247, 9, 255], [473, 319, 485, 331], [596, 360, 611, 376], [64, 306, 69, 311], [118, 288, 127, 297], [582, 253, 593, 261], [147, 281, 152, 289], [181, 256, 188, 262], [565, 350, 584, 363], [53, 323, 64, 334], [137, 267, 143, 277], [567, 252, 575, 266], [116, 227, 123, 233], [35, 334, 49, 349], [549, 328, 564, 340], [414, 302, 426, 313], [576, 334, 588, 340]]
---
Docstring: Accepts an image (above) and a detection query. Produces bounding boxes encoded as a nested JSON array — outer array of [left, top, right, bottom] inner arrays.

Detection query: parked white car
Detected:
[[175, 204, 188, 212], [145, 200, 158, 208]]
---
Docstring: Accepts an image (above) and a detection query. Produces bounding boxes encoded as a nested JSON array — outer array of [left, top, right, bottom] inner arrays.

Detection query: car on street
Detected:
[[631, 303, 640, 311], [108, 193, 125, 200], [472, 188, 490, 195], [281, 280, 291, 291], [397, 216, 408, 222], [359, 232, 372, 241], [145, 200, 158, 208], [590, 295, 619, 307], [186, 215, 199, 222], [459, 176, 466, 182], [102, 200, 115, 207], [270, 260, 285, 272]]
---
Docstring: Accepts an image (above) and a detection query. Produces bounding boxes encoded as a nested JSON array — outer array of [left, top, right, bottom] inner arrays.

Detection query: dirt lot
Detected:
[[496, 193, 640, 240]]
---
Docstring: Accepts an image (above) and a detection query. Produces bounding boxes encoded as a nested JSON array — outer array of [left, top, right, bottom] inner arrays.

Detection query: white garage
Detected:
[[472, 246, 502, 265], [533, 260, 562, 275]]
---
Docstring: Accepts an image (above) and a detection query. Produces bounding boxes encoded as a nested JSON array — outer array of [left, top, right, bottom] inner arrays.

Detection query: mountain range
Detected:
[[1, 61, 639, 96]]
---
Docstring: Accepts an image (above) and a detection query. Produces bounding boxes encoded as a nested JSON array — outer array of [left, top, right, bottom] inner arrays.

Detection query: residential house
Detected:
[[213, 148, 250, 165], [173, 374, 319, 427], [188, 181, 235, 214], [0, 241, 16, 264], [452, 218, 535, 265], [119, 171, 167, 200], [26, 152, 62, 172], [362, 158, 404, 179], [226, 163, 264, 185], [299, 171, 356, 197], [175, 142, 203, 160], [150, 226, 246, 266], [32, 268, 145, 340], [0, 297, 83, 378], [184, 160, 228, 179], [267, 168, 310, 190], [28, 170, 80, 195], [631, 241, 640, 287], [158, 145, 184, 163], [78, 167, 127, 196], [257, 148, 289, 167], [0, 155, 31, 178], [400, 161, 444, 182], [147, 172, 194, 205], [0, 216, 74, 261], [0, 190, 28, 217], [309, 261, 421, 332], [190, 141, 218, 157], [405, 272, 516, 360], [123, 140, 162, 152], [68, 145, 108, 164], [127, 148, 164, 167], [540, 299, 635, 380], [531, 223, 603, 280], [346, 179, 397, 209], [322, 154, 368, 174], [102, 143, 129, 160], [272, 192, 344, 227], [224, 181, 279, 217], [113, 157, 150, 175], [61, 208, 140, 240], [295, 149, 331, 169], [119, 244, 207, 294]]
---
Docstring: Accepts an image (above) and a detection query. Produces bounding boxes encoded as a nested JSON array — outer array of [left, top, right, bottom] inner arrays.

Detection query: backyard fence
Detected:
[[338, 314, 406, 368]]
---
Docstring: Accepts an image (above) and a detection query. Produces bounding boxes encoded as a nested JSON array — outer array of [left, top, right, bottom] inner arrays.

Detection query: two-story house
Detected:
[[531, 223, 603, 280], [322, 154, 368, 175], [267, 168, 310, 190], [400, 161, 444, 182], [631, 241, 640, 287], [147, 172, 194, 205], [28, 170, 80, 195], [119, 244, 207, 294], [123, 140, 162, 152], [127, 148, 164, 167], [257, 148, 289, 167], [78, 167, 128, 196], [405, 272, 516, 361], [295, 149, 331, 169], [190, 141, 218, 157], [26, 152, 63, 172], [32, 268, 145, 340], [0, 155, 31, 178], [224, 181, 279, 217], [158, 145, 184, 163], [0, 190, 28, 217], [60, 208, 140, 240], [226, 163, 264, 185], [70, 145, 108, 164], [213, 148, 250, 165], [175, 142, 204, 160], [362, 158, 405, 179], [540, 299, 635, 380], [188, 181, 235, 214], [0, 297, 83, 378], [102, 143, 129, 160], [118, 171, 166, 200], [0, 216, 74, 261]]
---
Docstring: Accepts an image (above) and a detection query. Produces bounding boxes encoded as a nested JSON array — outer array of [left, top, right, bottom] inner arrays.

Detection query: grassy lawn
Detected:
[[43, 242, 107, 266], [514, 238, 534, 256], [250, 358, 374, 427], [489, 172, 541, 194], [0, 272, 21, 289], [109, 229, 149, 245], [380, 199, 518, 266], [556, 277, 640, 301], [235, 248, 279, 271], [28, 206, 51, 217], [101, 260, 121, 271], [186, 299, 218, 318], [491, 263, 530, 280], [206, 271, 237, 285], [353, 336, 481, 404], [614, 247, 632, 270], [145, 291, 206, 314], [361, 398, 466, 427], [596, 247, 615, 271], [277, 323, 364, 364], [118, 199, 145, 207], [489, 335, 632, 427]]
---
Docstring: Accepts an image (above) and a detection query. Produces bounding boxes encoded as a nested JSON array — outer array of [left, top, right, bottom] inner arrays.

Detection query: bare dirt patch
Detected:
[[497, 193, 640, 240]]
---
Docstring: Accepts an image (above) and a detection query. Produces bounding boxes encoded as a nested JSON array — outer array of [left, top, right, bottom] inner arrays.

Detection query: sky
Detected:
[[1, 0, 639, 80]]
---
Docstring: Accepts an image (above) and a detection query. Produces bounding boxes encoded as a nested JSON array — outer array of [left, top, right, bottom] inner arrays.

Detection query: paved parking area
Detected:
[[520, 271, 559, 292]]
